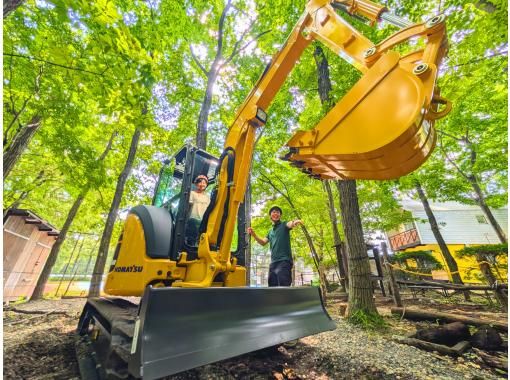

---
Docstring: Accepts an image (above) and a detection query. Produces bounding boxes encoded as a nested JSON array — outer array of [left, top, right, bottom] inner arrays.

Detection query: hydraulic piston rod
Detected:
[[332, 0, 412, 29]]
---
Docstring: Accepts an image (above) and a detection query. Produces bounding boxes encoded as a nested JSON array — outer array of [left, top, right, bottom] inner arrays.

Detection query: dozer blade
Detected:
[[129, 286, 335, 379], [285, 51, 442, 180]]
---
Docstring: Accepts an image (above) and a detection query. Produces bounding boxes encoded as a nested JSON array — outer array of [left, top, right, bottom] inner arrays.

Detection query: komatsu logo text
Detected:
[[114, 265, 143, 273]]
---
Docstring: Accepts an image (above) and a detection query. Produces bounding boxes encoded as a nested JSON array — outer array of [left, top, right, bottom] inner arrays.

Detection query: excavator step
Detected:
[[77, 286, 335, 379]]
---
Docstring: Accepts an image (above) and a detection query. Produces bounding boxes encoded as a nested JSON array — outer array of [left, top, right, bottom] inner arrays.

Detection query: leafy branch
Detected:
[[452, 51, 507, 70], [3, 53, 107, 76]]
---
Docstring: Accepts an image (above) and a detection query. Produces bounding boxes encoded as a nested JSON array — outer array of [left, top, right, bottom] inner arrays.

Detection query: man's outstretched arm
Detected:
[[247, 227, 269, 246], [286, 220, 303, 229]]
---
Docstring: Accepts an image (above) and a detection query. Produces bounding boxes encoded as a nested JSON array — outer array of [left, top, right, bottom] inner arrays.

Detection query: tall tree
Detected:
[[189, 0, 269, 149], [337, 180, 378, 316], [425, 0, 506, 241], [3, 115, 42, 179], [414, 180, 470, 300], [313, 44, 377, 316], [324, 181, 347, 292], [89, 123, 142, 297], [31, 131, 117, 300], [439, 131, 507, 243], [313, 43, 349, 292], [3, 0, 26, 18]]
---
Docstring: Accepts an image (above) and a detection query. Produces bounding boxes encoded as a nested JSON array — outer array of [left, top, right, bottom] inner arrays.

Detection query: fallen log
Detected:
[[5, 310, 60, 326], [395, 337, 470, 356], [473, 348, 508, 370], [397, 279, 507, 291], [391, 307, 508, 333], [4, 307, 69, 315]]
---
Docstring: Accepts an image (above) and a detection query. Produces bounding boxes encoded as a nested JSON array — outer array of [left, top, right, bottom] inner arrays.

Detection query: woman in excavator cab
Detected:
[[185, 174, 211, 247]]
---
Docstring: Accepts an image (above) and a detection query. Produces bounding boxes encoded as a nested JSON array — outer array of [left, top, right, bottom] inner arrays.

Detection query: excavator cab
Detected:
[[152, 145, 219, 256]]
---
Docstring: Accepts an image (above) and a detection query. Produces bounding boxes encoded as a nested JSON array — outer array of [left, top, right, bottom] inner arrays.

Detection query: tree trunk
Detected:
[[414, 181, 470, 301], [3, 115, 41, 179], [415, 181, 463, 284], [475, 253, 507, 311], [3, 0, 26, 17], [298, 223, 327, 304], [339, 242, 350, 288], [324, 181, 347, 292], [381, 241, 402, 306], [337, 180, 378, 316], [312, 45, 348, 299], [196, 69, 218, 149], [391, 307, 507, 332], [468, 175, 507, 243], [30, 192, 86, 300], [89, 127, 141, 297], [395, 337, 471, 356]]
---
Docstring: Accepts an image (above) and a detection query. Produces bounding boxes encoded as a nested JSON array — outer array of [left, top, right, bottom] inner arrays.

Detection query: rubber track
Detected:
[[76, 298, 139, 379]]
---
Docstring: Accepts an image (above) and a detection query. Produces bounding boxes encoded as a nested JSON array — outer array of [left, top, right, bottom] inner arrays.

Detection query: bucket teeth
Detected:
[[280, 148, 299, 163], [290, 160, 305, 168], [280, 152, 292, 162]]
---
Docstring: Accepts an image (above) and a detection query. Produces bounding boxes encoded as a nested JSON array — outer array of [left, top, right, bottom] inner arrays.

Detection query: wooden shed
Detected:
[[3, 208, 59, 302]]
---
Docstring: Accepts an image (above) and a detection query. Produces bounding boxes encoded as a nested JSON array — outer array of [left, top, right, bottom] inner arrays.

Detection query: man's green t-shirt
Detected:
[[266, 221, 292, 263]]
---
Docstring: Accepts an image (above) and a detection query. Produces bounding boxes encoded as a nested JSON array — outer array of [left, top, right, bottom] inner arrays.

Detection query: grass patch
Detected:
[[347, 309, 387, 331]]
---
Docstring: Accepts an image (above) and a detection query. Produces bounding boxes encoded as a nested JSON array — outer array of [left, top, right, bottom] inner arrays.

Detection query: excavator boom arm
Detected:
[[195, 0, 450, 273]]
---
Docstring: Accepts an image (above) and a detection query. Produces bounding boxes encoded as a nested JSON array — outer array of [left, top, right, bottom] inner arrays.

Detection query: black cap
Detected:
[[269, 206, 282, 215]]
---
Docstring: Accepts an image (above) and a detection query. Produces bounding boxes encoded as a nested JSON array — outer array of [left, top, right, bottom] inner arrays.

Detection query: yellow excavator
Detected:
[[77, 0, 450, 378]]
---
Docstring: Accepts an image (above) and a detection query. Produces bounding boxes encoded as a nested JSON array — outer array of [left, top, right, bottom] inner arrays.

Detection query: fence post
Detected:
[[381, 242, 402, 307]]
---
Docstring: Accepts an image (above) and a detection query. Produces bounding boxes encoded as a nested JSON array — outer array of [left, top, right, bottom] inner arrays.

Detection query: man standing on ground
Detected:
[[247, 206, 302, 286]]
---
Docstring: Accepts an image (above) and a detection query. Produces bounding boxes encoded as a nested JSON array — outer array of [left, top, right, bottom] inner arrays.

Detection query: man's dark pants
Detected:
[[268, 260, 292, 287]]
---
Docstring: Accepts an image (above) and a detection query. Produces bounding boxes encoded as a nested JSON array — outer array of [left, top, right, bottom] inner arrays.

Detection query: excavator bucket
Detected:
[[285, 51, 440, 180], [77, 286, 335, 379]]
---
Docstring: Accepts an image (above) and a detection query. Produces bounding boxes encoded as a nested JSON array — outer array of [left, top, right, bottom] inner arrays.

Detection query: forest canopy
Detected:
[[3, 0, 508, 277]]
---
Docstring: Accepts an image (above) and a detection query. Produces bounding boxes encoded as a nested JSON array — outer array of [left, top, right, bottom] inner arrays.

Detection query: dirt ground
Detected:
[[3, 292, 508, 380]]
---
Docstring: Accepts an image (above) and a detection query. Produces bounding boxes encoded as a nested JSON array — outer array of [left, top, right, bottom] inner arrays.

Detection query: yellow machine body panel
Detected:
[[104, 213, 246, 295], [104, 214, 182, 296]]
